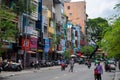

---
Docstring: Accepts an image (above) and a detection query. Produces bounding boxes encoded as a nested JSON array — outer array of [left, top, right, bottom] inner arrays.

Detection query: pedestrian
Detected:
[[34, 58, 39, 69], [61, 60, 65, 71], [118, 59, 120, 70], [69, 58, 74, 72], [96, 61, 103, 80], [18, 59, 23, 70], [94, 67, 98, 80]]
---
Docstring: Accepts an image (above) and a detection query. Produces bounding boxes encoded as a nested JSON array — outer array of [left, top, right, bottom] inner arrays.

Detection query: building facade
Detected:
[[64, 1, 87, 34]]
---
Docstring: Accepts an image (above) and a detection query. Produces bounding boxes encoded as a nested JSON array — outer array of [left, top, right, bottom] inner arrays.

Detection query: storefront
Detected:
[[1, 41, 17, 61]]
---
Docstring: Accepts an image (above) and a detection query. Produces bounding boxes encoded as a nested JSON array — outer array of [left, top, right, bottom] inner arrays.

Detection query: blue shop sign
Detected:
[[44, 38, 50, 53]]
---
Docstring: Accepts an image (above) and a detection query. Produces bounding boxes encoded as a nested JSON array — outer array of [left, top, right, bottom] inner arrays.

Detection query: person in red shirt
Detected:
[[94, 67, 98, 80]]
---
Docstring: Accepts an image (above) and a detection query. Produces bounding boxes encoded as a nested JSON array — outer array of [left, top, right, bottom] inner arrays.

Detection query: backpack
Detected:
[[94, 68, 98, 74]]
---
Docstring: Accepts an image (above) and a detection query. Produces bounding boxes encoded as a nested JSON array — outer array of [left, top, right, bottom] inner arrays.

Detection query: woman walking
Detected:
[[69, 58, 74, 72], [96, 61, 103, 80]]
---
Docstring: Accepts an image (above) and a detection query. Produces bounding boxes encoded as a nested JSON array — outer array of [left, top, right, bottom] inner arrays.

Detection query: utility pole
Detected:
[[36, 0, 43, 60], [24, 0, 29, 68]]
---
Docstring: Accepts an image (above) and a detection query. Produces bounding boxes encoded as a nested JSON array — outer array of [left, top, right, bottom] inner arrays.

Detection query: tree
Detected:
[[101, 18, 120, 59], [87, 17, 110, 45], [63, 50, 70, 59], [1, 0, 35, 15], [80, 45, 94, 56], [101, 3, 120, 59], [0, 7, 18, 56]]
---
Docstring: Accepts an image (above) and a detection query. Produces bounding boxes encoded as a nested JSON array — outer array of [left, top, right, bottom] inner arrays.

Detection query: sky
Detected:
[[71, 0, 119, 19]]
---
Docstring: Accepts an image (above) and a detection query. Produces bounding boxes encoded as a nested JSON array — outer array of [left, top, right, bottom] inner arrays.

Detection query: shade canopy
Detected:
[[71, 54, 76, 57]]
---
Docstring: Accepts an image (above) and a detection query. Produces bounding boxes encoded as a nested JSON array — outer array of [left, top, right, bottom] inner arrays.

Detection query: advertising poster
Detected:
[[30, 37, 38, 50], [22, 38, 30, 51]]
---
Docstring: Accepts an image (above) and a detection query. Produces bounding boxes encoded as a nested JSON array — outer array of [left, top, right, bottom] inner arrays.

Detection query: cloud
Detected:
[[71, 0, 119, 18]]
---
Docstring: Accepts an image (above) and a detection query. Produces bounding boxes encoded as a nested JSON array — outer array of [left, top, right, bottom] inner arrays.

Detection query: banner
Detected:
[[30, 37, 38, 50]]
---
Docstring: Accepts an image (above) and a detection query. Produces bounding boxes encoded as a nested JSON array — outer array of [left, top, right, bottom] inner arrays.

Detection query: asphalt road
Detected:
[[1, 63, 115, 80]]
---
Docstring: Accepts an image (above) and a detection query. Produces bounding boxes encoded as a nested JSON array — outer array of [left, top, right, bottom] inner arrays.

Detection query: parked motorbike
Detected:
[[0, 67, 2, 73], [3, 62, 23, 71]]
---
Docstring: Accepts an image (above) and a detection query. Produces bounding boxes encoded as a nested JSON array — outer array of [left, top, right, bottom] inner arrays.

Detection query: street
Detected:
[[1, 63, 115, 80]]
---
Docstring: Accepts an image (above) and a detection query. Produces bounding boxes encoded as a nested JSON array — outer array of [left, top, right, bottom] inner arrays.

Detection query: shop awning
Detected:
[[71, 54, 76, 57], [3, 37, 16, 43], [27, 51, 36, 54], [37, 49, 43, 52], [56, 51, 64, 54]]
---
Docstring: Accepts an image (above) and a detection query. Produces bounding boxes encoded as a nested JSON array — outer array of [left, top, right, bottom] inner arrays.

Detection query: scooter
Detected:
[[87, 63, 91, 69], [61, 63, 65, 71]]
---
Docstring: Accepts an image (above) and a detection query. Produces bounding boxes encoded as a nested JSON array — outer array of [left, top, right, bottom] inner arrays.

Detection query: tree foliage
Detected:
[[101, 3, 120, 59], [80, 45, 94, 56], [1, 0, 36, 14], [0, 7, 18, 55], [87, 17, 110, 45], [101, 18, 120, 59]]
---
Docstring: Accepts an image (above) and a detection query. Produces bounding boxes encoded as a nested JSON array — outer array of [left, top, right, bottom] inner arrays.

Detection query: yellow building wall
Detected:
[[47, 10, 54, 34]]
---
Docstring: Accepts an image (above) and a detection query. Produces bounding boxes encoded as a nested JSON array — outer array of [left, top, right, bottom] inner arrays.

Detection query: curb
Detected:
[[0, 66, 60, 78]]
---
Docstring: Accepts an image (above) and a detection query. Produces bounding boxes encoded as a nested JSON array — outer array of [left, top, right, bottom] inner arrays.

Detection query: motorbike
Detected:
[[87, 62, 91, 69], [0, 67, 2, 73], [61, 63, 65, 71], [3, 62, 22, 71]]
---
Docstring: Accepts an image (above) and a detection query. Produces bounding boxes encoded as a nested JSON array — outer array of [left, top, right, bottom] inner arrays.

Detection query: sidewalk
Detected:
[[0, 66, 60, 78]]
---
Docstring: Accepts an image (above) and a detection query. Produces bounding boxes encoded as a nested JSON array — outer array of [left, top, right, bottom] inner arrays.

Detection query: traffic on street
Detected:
[[0, 62, 116, 80], [0, 0, 120, 80]]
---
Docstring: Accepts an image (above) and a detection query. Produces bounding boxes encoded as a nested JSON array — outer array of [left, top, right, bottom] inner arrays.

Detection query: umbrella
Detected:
[[71, 54, 76, 57], [81, 55, 87, 58]]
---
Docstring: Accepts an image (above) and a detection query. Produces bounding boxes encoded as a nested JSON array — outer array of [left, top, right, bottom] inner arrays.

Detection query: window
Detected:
[[67, 6, 70, 10], [69, 13, 72, 16]]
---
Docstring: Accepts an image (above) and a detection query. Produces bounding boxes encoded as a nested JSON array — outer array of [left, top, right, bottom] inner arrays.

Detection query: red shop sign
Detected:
[[22, 38, 30, 51]]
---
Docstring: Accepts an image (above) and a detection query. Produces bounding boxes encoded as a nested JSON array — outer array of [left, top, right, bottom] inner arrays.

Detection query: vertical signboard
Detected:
[[22, 38, 30, 51], [44, 38, 50, 53], [30, 37, 38, 51]]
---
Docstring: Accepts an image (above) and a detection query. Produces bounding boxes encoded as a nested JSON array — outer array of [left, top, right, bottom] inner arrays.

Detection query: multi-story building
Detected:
[[64, 1, 88, 48], [42, 0, 70, 60], [18, 0, 39, 67], [64, 1, 87, 34]]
